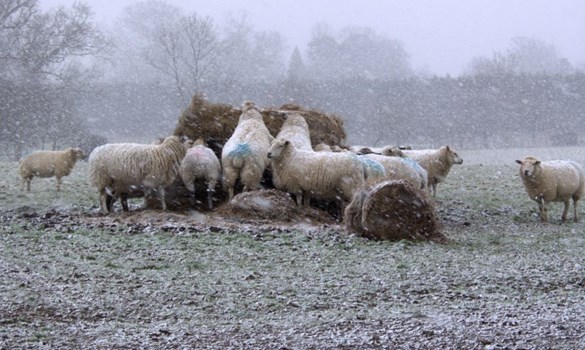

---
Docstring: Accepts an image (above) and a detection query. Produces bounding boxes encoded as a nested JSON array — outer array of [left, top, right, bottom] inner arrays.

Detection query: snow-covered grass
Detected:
[[1, 147, 585, 349]]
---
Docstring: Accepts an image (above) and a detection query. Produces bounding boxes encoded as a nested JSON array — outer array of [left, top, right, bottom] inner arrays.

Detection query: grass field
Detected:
[[1, 147, 585, 349]]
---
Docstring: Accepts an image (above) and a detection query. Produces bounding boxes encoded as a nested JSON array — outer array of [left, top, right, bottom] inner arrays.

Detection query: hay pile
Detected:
[[216, 189, 335, 224], [344, 180, 445, 242], [173, 94, 347, 154]]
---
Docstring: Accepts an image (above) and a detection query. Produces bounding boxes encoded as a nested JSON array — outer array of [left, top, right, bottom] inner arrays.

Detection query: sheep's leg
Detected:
[[223, 168, 238, 200], [205, 181, 215, 210], [561, 199, 570, 223], [190, 182, 197, 209], [207, 189, 214, 210], [120, 193, 129, 212], [25, 177, 32, 192], [303, 192, 312, 206], [56, 176, 62, 192], [99, 188, 109, 215], [105, 193, 114, 213], [431, 182, 437, 197], [294, 191, 303, 206], [573, 198, 579, 222], [159, 187, 167, 211], [538, 198, 548, 223]]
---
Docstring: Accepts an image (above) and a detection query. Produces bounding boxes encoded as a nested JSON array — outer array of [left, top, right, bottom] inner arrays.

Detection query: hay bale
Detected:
[[173, 94, 348, 155], [344, 180, 445, 242]]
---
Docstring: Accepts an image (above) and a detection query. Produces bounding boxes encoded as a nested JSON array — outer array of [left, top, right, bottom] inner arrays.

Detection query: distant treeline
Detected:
[[4, 73, 585, 161], [78, 73, 585, 150]]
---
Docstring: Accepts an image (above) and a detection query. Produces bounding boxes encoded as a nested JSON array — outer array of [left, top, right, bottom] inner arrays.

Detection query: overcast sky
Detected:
[[39, 0, 585, 75]]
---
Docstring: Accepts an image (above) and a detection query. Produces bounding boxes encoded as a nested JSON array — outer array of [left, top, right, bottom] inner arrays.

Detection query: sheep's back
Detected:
[[281, 151, 363, 199], [540, 161, 584, 199], [365, 154, 423, 189], [88, 142, 183, 189], [181, 146, 221, 181]]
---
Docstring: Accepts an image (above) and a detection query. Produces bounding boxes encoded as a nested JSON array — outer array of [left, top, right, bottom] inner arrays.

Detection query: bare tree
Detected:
[[306, 25, 413, 81], [0, 0, 111, 158], [467, 36, 574, 76], [216, 13, 286, 85], [117, 1, 218, 102]]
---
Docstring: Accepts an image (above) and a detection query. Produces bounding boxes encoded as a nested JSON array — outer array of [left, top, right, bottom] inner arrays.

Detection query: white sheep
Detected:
[[363, 154, 427, 190], [402, 146, 463, 197], [516, 156, 584, 223], [379, 146, 405, 157], [358, 156, 387, 185], [88, 135, 186, 214], [179, 139, 222, 210], [275, 112, 312, 151], [19, 147, 85, 192], [349, 145, 404, 157], [267, 138, 365, 208], [221, 101, 275, 200]]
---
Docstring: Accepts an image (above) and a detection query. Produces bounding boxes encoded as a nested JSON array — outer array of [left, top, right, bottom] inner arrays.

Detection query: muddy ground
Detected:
[[1, 147, 585, 349]]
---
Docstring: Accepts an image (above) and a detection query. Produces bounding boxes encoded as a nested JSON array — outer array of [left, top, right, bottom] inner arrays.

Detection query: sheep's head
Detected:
[[443, 146, 463, 165], [516, 156, 541, 178], [267, 139, 290, 159], [381, 146, 405, 157], [70, 147, 85, 160]]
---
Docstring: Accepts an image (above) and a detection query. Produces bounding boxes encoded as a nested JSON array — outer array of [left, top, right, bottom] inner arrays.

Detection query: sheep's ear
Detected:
[[534, 160, 541, 165], [445, 145, 451, 151], [515, 160, 522, 164], [284, 140, 290, 146]]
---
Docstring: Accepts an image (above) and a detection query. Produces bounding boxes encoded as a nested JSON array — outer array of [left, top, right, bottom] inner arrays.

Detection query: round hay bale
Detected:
[[344, 180, 445, 242]]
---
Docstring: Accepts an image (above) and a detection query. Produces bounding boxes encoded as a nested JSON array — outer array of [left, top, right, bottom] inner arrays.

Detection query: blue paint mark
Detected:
[[228, 143, 251, 158], [402, 157, 424, 172], [361, 157, 385, 176]]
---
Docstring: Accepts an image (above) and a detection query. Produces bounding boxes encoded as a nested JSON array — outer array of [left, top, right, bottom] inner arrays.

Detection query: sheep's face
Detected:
[[71, 148, 85, 160], [381, 147, 404, 157], [444, 146, 463, 165], [267, 139, 290, 159], [516, 158, 541, 178]]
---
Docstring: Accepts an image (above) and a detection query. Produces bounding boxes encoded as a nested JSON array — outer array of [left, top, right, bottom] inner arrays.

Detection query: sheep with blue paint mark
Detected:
[[358, 156, 387, 185], [363, 153, 427, 191], [267, 138, 365, 209], [221, 101, 275, 200]]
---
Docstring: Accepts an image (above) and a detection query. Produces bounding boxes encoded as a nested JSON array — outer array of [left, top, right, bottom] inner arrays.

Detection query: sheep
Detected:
[[19, 147, 85, 192], [315, 143, 348, 152], [275, 112, 312, 151], [515, 156, 584, 223], [379, 146, 405, 157], [221, 101, 275, 200], [88, 135, 186, 214], [179, 139, 222, 210], [402, 146, 463, 197], [349, 145, 404, 157], [363, 153, 427, 190], [267, 138, 365, 210], [357, 156, 387, 185]]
